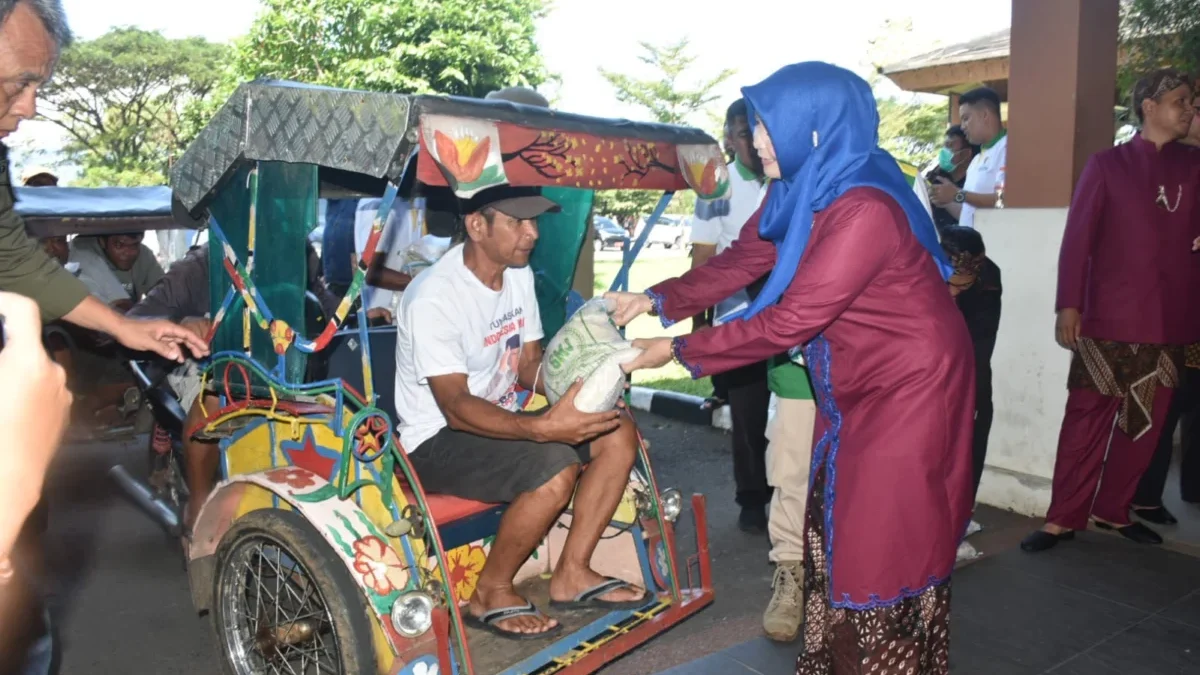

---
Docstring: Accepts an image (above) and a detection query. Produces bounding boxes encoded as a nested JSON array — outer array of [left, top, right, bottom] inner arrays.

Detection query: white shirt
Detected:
[[355, 198, 420, 310], [394, 244, 544, 452], [960, 133, 1007, 229], [690, 161, 767, 324]]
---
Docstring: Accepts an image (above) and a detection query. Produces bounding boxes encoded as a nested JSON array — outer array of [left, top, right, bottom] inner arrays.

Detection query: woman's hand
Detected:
[[604, 292, 653, 327], [621, 337, 675, 373]]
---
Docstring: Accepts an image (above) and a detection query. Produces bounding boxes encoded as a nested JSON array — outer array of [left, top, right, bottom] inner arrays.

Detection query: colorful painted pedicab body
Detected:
[[171, 81, 721, 675]]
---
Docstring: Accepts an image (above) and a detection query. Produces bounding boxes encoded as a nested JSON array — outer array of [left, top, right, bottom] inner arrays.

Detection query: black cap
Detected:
[[463, 185, 561, 220]]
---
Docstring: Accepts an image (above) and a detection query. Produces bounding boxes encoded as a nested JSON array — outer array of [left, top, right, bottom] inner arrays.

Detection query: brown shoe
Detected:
[[763, 561, 803, 642]]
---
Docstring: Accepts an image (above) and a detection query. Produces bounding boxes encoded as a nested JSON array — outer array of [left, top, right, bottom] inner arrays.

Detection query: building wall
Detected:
[[975, 207, 1072, 517]]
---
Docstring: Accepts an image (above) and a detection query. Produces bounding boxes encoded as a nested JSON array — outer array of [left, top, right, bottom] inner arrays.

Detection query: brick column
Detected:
[[1006, 0, 1119, 208]]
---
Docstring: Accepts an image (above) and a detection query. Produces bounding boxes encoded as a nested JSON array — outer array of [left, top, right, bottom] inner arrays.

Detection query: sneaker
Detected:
[[763, 561, 803, 642], [738, 507, 768, 534], [956, 540, 981, 562]]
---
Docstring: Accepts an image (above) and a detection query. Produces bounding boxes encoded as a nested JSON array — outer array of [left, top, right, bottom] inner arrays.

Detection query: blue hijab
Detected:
[[738, 62, 952, 320]]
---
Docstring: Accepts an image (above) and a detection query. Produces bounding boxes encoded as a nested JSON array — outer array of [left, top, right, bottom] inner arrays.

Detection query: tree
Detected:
[[599, 39, 735, 127], [39, 28, 229, 186], [595, 39, 732, 223], [1120, 0, 1200, 94], [232, 0, 549, 98], [875, 95, 946, 166]]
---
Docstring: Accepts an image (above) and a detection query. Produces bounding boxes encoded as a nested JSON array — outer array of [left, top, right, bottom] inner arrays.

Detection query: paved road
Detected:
[[38, 411, 769, 674]]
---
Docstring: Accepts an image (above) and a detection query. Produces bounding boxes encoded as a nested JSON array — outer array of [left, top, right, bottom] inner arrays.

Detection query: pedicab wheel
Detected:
[[211, 509, 377, 675]]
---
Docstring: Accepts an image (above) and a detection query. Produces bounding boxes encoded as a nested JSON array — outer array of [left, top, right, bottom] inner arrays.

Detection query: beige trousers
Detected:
[[766, 396, 817, 563]]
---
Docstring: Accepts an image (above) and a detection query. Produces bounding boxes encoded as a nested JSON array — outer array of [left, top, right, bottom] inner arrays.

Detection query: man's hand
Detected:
[[534, 379, 621, 445], [0, 293, 72, 556], [112, 316, 211, 362], [931, 177, 959, 207], [622, 337, 674, 374], [603, 291, 653, 327], [1056, 308, 1082, 351], [366, 308, 393, 324], [180, 317, 213, 342]]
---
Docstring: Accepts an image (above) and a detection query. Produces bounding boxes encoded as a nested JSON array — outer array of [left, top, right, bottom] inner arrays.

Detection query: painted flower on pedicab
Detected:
[[434, 131, 491, 183], [676, 144, 731, 200], [352, 535, 408, 596], [421, 114, 508, 196], [445, 544, 488, 602], [265, 467, 316, 490]]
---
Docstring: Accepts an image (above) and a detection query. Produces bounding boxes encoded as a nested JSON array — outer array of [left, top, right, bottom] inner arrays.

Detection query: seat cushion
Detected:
[[414, 491, 501, 524]]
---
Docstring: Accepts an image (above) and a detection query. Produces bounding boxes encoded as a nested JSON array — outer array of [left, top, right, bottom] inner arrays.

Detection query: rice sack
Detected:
[[542, 298, 643, 413]]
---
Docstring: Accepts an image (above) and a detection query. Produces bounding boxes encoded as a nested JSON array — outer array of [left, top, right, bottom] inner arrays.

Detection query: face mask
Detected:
[[938, 147, 960, 172]]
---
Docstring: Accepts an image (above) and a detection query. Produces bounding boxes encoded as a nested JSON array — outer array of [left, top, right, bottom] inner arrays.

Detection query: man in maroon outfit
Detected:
[[1022, 69, 1200, 553]]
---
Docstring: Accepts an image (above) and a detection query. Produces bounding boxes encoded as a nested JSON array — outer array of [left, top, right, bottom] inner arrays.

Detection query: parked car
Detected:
[[643, 214, 691, 249], [593, 215, 630, 251]]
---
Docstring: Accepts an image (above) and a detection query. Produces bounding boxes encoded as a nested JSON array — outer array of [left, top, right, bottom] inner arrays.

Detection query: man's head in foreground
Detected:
[[462, 185, 560, 269], [0, 0, 71, 140]]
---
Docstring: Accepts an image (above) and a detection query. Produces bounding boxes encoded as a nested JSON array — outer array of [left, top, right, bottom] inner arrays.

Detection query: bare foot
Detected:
[[469, 585, 558, 635], [549, 566, 647, 604]]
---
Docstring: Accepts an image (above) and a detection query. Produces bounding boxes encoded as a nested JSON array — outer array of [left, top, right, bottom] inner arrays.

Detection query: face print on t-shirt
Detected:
[[485, 333, 523, 410]]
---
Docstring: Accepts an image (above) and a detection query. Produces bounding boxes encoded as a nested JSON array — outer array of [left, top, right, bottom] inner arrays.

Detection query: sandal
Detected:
[[463, 602, 562, 641], [549, 577, 650, 611]]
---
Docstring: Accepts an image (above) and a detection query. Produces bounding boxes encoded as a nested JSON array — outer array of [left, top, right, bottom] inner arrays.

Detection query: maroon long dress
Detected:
[[649, 187, 975, 673]]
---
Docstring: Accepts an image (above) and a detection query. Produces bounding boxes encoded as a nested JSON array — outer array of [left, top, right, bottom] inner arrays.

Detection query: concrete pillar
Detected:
[[1006, 0, 1119, 208], [949, 93, 961, 125]]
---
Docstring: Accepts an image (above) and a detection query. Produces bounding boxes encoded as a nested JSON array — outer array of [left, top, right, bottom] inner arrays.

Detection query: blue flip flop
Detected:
[[549, 578, 651, 611], [463, 601, 563, 641]]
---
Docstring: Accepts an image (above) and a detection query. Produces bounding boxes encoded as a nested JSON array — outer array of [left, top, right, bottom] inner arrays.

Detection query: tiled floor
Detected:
[[657, 529, 1200, 674]]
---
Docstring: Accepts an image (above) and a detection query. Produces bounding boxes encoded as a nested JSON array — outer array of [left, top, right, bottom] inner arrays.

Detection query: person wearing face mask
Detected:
[[608, 62, 974, 674], [925, 126, 979, 234], [931, 88, 1007, 229]]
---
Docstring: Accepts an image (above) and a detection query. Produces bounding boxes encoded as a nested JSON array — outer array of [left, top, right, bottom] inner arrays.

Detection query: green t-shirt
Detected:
[[767, 354, 813, 400]]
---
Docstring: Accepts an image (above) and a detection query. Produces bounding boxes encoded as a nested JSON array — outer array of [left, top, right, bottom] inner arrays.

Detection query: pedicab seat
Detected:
[[418, 493, 502, 524]]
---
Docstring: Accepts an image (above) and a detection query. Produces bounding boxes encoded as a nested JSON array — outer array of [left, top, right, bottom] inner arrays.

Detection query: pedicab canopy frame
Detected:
[[170, 79, 722, 675]]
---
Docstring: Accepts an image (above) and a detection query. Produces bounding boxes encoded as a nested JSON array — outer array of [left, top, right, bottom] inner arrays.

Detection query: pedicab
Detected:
[[170, 80, 723, 675]]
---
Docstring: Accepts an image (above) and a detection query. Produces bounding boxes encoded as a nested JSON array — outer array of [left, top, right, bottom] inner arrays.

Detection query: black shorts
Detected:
[[409, 421, 591, 504]]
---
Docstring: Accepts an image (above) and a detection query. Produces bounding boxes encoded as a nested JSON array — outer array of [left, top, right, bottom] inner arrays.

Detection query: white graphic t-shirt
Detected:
[[394, 244, 543, 452]]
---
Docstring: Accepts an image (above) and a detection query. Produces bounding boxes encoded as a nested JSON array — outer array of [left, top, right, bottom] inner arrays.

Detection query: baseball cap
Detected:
[[464, 185, 561, 220], [485, 87, 550, 108]]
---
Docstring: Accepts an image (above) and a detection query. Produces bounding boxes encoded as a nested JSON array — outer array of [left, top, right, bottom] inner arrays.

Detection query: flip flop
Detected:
[[463, 602, 563, 641], [549, 578, 651, 611]]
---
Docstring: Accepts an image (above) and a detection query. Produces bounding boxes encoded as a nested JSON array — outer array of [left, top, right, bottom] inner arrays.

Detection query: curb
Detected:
[[629, 386, 732, 431]]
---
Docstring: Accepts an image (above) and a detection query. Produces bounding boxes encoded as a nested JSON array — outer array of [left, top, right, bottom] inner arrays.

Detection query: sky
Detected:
[[12, 0, 1012, 179]]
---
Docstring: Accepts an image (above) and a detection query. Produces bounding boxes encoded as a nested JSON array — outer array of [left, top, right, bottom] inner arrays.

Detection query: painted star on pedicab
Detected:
[[281, 426, 341, 481]]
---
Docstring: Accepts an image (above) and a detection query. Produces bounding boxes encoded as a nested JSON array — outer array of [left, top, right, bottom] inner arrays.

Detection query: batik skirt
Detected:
[[796, 459, 952, 675]]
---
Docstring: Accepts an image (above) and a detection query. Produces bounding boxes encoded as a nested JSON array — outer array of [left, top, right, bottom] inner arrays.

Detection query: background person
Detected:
[[925, 126, 979, 233], [931, 87, 1007, 229], [689, 99, 772, 533], [1022, 68, 1199, 553]]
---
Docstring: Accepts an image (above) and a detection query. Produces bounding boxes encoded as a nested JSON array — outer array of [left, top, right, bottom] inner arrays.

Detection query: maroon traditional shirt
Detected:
[[1056, 135, 1200, 345]]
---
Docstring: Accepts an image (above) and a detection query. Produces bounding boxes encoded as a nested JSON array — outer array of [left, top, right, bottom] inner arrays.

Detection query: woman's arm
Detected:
[[671, 193, 900, 377], [647, 202, 777, 325]]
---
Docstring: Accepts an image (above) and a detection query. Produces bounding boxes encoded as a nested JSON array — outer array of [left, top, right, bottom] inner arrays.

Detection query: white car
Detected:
[[641, 215, 691, 249]]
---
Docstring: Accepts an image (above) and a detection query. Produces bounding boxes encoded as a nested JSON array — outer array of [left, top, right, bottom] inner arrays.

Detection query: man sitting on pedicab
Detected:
[[394, 185, 648, 639]]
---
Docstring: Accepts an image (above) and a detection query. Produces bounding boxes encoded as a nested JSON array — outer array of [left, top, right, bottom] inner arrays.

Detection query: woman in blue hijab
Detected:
[[610, 62, 975, 673]]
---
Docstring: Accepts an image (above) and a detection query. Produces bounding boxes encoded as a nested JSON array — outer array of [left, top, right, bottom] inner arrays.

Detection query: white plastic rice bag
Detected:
[[399, 235, 452, 277], [542, 298, 643, 413]]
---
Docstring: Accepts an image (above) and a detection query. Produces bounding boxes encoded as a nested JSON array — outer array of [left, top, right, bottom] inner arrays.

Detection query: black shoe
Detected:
[[1020, 529, 1075, 553], [1132, 505, 1178, 525], [738, 507, 768, 534], [1094, 521, 1163, 545]]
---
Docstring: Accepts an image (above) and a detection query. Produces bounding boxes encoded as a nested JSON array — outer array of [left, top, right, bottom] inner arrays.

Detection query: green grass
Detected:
[[592, 256, 713, 398]]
